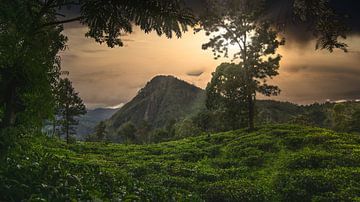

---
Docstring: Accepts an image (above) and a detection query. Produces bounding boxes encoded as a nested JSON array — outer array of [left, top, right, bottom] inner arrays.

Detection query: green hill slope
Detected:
[[2, 125, 360, 201], [106, 75, 205, 133]]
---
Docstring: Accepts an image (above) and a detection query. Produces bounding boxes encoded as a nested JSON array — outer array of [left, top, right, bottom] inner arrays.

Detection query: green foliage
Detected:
[[150, 128, 171, 143], [206, 63, 249, 130], [86, 121, 107, 142], [292, 0, 349, 52], [174, 117, 202, 138], [80, 0, 196, 47], [1, 125, 360, 201], [55, 78, 86, 143], [0, 0, 66, 129], [116, 122, 138, 144], [199, 0, 284, 130]]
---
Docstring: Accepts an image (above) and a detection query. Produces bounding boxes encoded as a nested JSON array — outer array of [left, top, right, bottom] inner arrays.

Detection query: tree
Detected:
[[174, 117, 201, 138], [206, 63, 248, 130], [349, 109, 360, 133], [117, 122, 137, 144], [94, 121, 107, 141], [136, 120, 151, 144], [150, 128, 170, 143], [0, 1, 66, 130], [199, 0, 284, 130], [331, 103, 352, 132], [57, 78, 86, 143]]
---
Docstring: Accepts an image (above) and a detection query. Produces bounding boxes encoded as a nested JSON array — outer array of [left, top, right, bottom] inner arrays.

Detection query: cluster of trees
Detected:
[[294, 102, 360, 133], [196, 0, 351, 131], [86, 117, 204, 144], [332, 103, 360, 133], [86, 120, 173, 144]]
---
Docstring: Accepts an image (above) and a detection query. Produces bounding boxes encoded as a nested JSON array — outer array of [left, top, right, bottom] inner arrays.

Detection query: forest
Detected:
[[1, 0, 360, 201]]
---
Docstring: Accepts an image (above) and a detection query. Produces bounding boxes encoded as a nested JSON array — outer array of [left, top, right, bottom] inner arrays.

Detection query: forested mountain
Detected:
[[106, 75, 205, 133]]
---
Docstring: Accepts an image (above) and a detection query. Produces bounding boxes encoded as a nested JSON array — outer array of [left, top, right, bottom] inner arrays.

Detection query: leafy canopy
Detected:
[[200, 0, 284, 129]]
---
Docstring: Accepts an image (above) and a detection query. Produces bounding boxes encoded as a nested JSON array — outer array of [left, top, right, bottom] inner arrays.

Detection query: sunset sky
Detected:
[[60, 3, 360, 109]]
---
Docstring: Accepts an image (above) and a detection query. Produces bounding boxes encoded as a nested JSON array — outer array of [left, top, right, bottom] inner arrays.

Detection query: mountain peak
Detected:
[[106, 75, 205, 133]]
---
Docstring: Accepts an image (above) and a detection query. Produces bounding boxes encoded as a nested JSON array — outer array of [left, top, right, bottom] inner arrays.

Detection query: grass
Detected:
[[1, 124, 360, 201]]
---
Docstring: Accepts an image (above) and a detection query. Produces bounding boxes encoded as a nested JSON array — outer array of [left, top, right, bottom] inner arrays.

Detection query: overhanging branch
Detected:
[[41, 16, 83, 28]]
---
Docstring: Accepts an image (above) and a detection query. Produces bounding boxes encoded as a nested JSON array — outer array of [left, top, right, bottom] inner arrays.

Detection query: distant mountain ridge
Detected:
[[106, 75, 205, 132], [75, 108, 118, 139]]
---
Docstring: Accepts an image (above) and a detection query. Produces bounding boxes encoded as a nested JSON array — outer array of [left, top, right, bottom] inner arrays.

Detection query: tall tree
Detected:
[[57, 78, 86, 143], [0, 1, 66, 130], [199, 0, 284, 130]]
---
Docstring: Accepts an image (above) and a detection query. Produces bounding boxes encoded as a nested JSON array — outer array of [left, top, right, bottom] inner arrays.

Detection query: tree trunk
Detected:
[[2, 84, 17, 129], [66, 120, 69, 144], [248, 94, 255, 131], [52, 118, 56, 137], [65, 104, 69, 144]]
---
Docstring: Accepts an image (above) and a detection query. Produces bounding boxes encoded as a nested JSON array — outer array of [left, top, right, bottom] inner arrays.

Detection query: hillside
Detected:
[[75, 108, 118, 139], [106, 75, 205, 132], [256, 100, 304, 123], [2, 125, 360, 201]]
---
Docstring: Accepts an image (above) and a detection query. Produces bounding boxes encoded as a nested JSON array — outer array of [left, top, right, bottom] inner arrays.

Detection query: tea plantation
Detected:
[[1, 125, 360, 201]]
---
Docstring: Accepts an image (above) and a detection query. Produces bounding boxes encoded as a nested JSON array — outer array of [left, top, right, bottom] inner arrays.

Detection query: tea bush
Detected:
[[1, 124, 360, 201]]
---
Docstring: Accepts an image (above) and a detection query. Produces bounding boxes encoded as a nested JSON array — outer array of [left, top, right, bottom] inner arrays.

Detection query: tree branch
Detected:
[[218, 23, 243, 53], [41, 16, 83, 28]]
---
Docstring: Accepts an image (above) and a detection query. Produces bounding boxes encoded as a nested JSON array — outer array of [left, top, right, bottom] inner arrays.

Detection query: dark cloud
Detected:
[[276, 63, 360, 104], [82, 49, 108, 53], [284, 65, 309, 73], [186, 69, 204, 77], [62, 53, 79, 61], [330, 0, 360, 33], [284, 65, 360, 76], [265, 0, 360, 44]]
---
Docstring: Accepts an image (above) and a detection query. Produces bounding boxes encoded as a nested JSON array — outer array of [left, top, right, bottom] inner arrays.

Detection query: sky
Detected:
[[60, 2, 360, 109]]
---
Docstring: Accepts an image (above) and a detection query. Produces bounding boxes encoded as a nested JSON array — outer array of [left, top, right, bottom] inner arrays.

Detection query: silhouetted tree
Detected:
[[94, 121, 107, 141], [200, 0, 284, 130], [57, 78, 86, 143]]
